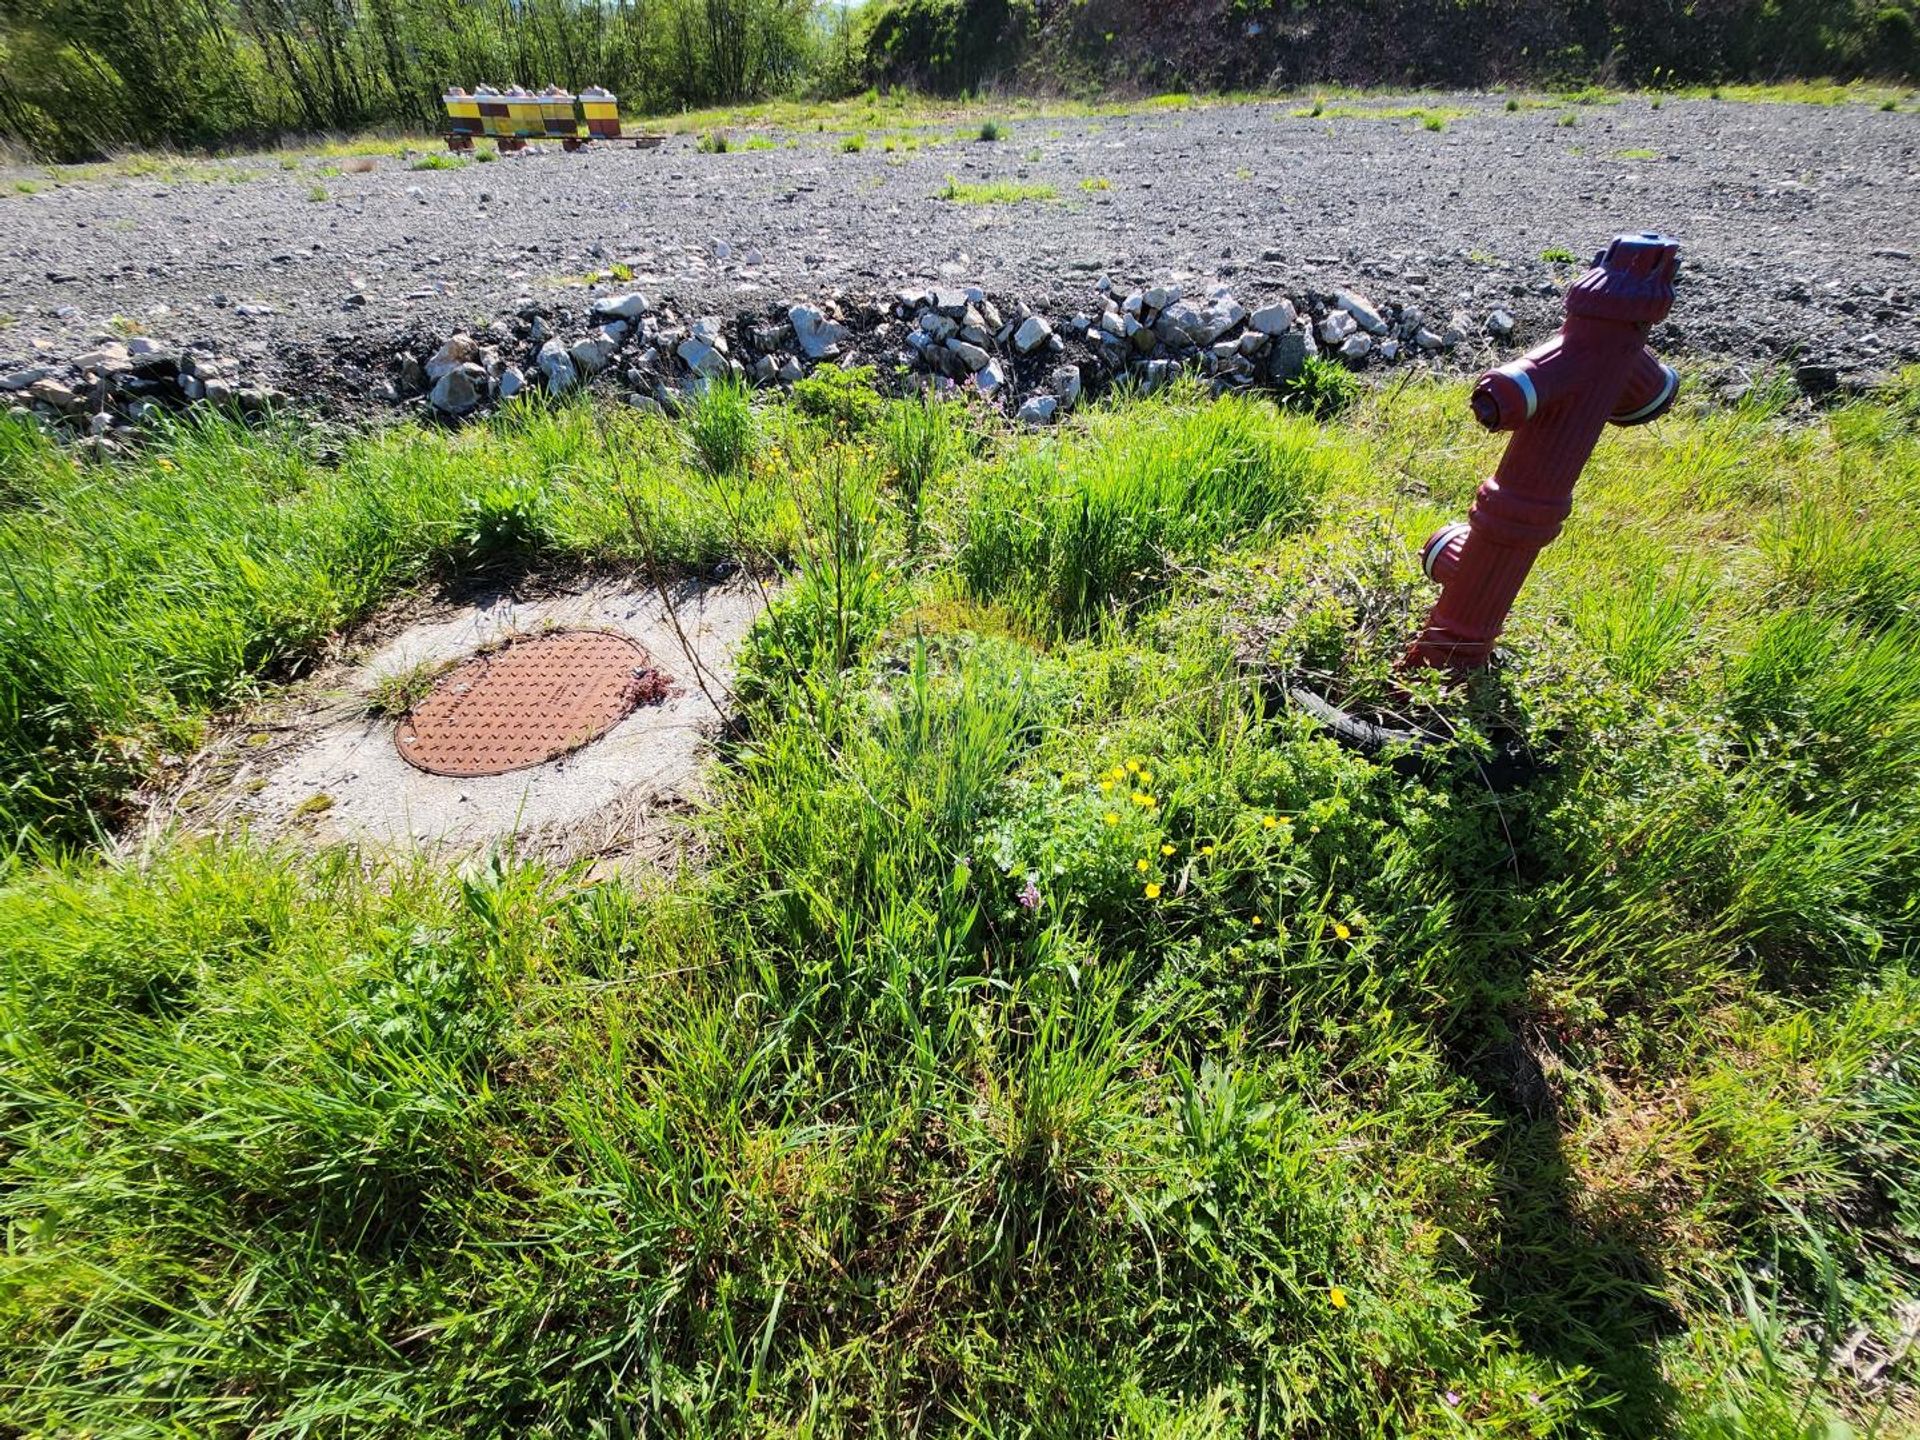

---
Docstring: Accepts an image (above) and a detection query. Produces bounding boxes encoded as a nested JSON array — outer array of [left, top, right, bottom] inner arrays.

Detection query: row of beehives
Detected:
[[440, 86, 628, 148]]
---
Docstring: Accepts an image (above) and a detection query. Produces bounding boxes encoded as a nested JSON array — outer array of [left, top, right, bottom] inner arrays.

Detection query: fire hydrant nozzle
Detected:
[[1403, 232, 1681, 672]]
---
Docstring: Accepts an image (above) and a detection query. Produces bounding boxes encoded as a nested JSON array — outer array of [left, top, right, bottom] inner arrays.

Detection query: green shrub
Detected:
[[1278, 353, 1360, 419], [791, 362, 883, 434]]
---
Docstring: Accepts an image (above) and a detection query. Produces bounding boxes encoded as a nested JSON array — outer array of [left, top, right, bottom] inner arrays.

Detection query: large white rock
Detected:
[[947, 338, 990, 372], [425, 333, 479, 381], [1317, 311, 1357, 344], [1250, 301, 1298, 336], [677, 336, 729, 379], [790, 304, 849, 359], [570, 335, 618, 376], [537, 338, 578, 394], [1335, 290, 1388, 335], [1016, 394, 1059, 426], [429, 365, 480, 414], [1050, 364, 1083, 408], [592, 293, 652, 320], [1013, 315, 1053, 354]]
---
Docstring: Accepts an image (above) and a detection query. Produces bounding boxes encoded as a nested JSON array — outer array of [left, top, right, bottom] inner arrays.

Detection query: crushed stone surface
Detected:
[[3, 94, 1916, 393]]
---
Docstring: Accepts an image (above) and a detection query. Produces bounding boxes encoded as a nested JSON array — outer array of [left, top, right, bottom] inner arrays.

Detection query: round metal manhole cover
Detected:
[[395, 630, 670, 777]]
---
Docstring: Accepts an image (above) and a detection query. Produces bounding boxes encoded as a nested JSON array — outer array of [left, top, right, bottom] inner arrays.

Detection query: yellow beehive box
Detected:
[[539, 92, 578, 138], [476, 92, 513, 137], [580, 88, 620, 139], [505, 91, 541, 135], [442, 91, 482, 136]]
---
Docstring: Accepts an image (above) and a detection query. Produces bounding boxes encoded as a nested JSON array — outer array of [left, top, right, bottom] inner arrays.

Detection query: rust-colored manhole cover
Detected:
[[395, 630, 670, 777]]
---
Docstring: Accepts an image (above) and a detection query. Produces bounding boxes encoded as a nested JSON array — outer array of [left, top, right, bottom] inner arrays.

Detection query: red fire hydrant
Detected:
[[1403, 232, 1681, 671]]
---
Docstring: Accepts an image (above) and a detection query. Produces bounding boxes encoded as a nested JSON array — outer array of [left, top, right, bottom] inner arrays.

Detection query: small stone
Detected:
[[592, 293, 652, 321], [1050, 364, 1083, 407], [1414, 327, 1445, 351], [73, 344, 130, 375], [933, 288, 970, 318], [777, 355, 805, 383], [1339, 333, 1373, 363], [497, 365, 526, 400], [1143, 284, 1182, 311], [789, 304, 849, 359], [1378, 338, 1401, 362], [1016, 394, 1059, 426], [1250, 301, 1297, 336], [126, 336, 175, 370], [919, 312, 958, 342], [1444, 311, 1474, 345], [711, 239, 732, 260], [1486, 308, 1517, 339], [627, 394, 668, 417], [0, 366, 49, 392], [1794, 362, 1841, 396], [88, 411, 114, 436], [27, 379, 80, 413], [976, 358, 1009, 395]]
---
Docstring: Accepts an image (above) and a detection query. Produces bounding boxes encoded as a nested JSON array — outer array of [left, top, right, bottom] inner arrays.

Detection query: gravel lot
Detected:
[[3, 93, 1917, 401]]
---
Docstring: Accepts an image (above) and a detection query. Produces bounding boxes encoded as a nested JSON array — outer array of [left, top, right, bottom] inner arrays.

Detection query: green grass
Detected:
[[3, 372, 1920, 1434], [407, 153, 467, 171], [1288, 102, 1470, 126], [938, 175, 1057, 205]]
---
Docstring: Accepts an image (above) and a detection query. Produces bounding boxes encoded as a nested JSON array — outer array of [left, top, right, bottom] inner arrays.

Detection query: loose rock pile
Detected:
[[3, 274, 1524, 444], [1, 339, 286, 455], [394, 276, 1512, 427]]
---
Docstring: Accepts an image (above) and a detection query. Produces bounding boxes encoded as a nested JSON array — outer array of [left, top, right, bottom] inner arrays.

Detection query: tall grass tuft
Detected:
[[959, 388, 1335, 634]]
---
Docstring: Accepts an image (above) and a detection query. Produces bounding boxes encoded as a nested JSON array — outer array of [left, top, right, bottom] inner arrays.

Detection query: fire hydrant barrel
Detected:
[[1402, 233, 1681, 671]]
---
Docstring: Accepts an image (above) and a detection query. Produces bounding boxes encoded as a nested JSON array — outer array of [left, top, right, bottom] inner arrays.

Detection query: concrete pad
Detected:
[[168, 574, 766, 864]]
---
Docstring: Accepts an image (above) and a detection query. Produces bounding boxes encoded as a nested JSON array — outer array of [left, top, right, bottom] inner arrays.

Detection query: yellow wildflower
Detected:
[[1200, 844, 1215, 857], [1100, 780, 1114, 793], [1329, 1286, 1348, 1310], [1160, 844, 1175, 856], [1104, 812, 1119, 825], [1136, 858, 1150, 873], [1251, 915, 1263, 927], [1144, 882, 1161, 899], [1262, 816, 1278, 830], [1125, 759, 1140, 774], [1138, 769, 1152, 784], [1333, 922, 1351, 940]]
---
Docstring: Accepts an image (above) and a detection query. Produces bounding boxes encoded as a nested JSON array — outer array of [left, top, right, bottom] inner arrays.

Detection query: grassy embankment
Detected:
[[2, 367, 1918, 1436]]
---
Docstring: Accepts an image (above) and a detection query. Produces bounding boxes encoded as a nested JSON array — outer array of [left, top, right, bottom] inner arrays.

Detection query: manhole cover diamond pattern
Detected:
[[394, 630, 667, 777]]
